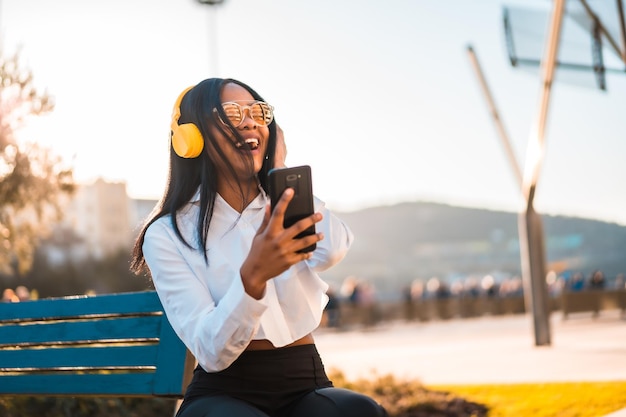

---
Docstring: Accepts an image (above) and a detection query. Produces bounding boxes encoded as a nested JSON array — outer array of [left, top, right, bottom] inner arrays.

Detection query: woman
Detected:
[[130, 78, 387, 417]]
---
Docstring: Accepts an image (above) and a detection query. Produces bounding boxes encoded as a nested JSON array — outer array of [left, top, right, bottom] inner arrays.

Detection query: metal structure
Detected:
[[504, 0, 626, 90], [466, 46, 523, 189], [468, 0, 626, 346]]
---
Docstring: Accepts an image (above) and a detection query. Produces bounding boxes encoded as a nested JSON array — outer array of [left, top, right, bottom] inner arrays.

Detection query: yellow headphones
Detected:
[[170, 86, 204, 158]]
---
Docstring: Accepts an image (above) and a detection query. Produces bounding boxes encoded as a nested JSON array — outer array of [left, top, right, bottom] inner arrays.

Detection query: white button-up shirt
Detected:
[[142, 190, 353, 372]]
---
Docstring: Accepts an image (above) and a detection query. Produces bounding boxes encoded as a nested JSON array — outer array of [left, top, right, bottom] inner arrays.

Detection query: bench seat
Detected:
[[0, 291, 195, 397]]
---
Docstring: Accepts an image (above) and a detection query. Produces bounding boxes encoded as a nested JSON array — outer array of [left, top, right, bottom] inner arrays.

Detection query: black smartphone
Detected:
[[268, 165, 316, 253]]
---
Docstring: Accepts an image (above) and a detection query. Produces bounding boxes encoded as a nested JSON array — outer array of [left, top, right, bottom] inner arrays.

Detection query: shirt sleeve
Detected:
[[142, 219, 268, 372], [307, 196, 354, 271]]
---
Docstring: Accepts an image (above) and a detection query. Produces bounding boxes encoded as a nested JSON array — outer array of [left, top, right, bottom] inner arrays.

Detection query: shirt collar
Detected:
[[189, 187, 269, 209]]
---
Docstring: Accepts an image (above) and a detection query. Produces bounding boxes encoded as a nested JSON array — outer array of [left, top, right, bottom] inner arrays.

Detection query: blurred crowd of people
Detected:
[[1, 285, 36, 303], [562, 270, 625, 292], [403, 274, 525, 303], [318, 270, 626, 329], [325, 270, 625, 311], [402, 269, 625, 303]]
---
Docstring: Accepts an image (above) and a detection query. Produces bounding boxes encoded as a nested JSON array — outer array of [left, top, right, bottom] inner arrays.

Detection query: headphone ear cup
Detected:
[[172, 122, 204, 158]]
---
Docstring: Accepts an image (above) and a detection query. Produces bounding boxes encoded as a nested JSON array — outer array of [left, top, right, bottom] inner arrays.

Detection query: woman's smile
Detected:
[[235, 137, 260, 152]]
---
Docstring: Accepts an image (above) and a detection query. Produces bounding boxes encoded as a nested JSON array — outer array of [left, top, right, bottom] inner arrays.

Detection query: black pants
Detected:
[[176, 344, 387, 417]]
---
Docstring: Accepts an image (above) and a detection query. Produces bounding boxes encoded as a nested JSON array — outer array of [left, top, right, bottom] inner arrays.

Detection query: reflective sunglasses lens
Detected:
[[250, 102, 273, 126], [222, 103, 243, 126]]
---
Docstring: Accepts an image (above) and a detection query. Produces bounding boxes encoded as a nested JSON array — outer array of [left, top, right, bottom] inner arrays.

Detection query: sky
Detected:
[[2, 0, 626, 226]]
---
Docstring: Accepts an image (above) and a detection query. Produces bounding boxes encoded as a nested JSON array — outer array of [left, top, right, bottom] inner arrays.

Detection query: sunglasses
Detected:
[[216, 101, 274, 128]]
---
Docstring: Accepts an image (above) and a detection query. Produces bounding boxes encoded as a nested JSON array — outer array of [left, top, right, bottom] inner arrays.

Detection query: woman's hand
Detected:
[[240, 188, 324, 299], [274, 124, 287, 169]]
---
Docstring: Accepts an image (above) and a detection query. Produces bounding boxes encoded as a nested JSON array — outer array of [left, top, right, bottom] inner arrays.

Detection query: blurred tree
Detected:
[[0, 49, 75, 276], [13, 246, 153, 298]]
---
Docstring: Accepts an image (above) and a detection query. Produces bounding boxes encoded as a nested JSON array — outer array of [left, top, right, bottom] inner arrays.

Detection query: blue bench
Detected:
[[0, 291, 194, 400]]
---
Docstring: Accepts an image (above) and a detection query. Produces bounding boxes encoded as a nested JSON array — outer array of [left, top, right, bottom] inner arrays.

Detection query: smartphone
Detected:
[[268, 165, 316, 253]]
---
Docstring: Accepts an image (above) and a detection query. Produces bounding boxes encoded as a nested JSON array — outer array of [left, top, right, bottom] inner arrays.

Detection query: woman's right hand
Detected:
[[239, 188, 324, 299]]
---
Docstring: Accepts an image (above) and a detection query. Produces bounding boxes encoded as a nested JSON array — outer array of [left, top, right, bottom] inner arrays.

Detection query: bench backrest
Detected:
[[0, 291, 195, 397]]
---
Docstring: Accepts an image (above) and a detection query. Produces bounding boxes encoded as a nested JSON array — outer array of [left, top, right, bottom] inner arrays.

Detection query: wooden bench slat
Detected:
[[0, 291, 163, 322], [0, 344, 160, 370], [0, 315, 162, 346], [0, 372, 182, 397], [0, 291, 195, 398]]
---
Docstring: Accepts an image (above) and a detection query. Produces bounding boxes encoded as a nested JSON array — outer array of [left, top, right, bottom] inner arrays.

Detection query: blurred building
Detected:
[[42, 178, 158, 264]]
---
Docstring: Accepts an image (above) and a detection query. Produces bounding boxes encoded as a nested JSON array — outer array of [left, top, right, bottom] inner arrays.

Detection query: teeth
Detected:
[[245, 138, 259, 150], [235, 138, 259, 150]]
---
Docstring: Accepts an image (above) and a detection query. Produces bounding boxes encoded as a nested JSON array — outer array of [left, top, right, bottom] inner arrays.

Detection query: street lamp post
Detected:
[[197, 0, 226, 75], [519, 0, 567, 346], [468, 0, 567, 347]]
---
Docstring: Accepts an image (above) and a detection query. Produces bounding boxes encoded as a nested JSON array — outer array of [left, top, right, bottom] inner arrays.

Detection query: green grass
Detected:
[[329, 370, 626, 417]]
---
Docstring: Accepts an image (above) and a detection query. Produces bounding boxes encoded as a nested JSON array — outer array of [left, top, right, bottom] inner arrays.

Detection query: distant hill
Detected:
[[319, 201, 626, 298]]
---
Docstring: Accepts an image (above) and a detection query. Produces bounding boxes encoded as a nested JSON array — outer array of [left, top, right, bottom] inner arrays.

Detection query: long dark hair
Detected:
[[130, 78, 277, 274]]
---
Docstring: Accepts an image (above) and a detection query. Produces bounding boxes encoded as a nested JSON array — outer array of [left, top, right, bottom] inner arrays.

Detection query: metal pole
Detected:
[[466, 45, 523, 188], [208, 7, 219, 75], [579, 0, 626, 64], [197, 0, 226, 76], [520, 0, 567, 346], [616, 0, 626, 65]]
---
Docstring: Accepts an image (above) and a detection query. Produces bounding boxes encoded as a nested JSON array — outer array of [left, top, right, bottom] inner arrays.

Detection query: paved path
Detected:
[[314, 310, 626, 415], [314, 310, 626, 384]]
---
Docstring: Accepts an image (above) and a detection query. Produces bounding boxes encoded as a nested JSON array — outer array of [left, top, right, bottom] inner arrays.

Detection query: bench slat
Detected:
[[0, 372, 181, 397], [0, 291, 163, 322], [0, 291, 194, 397], [0, 344, 159, 370], [0, 315, 162, 346]]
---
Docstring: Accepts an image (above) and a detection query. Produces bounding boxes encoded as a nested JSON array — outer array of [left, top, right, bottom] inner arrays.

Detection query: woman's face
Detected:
[[208, 82, 270, 184]]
